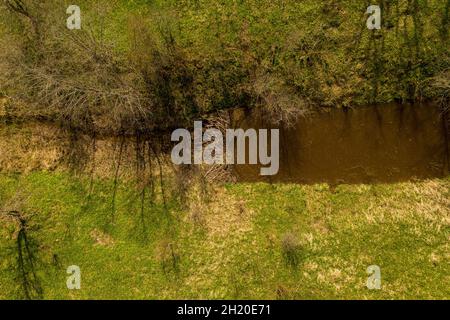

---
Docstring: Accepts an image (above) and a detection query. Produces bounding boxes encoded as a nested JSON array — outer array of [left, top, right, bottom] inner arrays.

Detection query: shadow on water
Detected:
[[232, 103, 449, 184]]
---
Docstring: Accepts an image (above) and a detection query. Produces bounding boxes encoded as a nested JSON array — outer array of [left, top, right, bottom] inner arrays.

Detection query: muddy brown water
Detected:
[[232, 103, 449, 184]]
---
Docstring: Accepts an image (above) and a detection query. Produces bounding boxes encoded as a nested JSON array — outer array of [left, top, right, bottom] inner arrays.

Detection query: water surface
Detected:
[[232, 103, 449, 184]]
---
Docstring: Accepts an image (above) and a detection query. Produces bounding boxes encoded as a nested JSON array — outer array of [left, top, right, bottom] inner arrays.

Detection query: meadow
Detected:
[[0, 171, 448, 299], [0, 0, 448, 300]]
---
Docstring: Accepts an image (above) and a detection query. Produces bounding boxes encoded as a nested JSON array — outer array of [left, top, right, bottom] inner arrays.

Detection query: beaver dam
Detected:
[[232, 103, 449, 184]]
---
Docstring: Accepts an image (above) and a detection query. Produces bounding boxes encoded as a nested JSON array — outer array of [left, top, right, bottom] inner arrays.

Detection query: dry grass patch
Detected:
[[90, 229, 114, 247]]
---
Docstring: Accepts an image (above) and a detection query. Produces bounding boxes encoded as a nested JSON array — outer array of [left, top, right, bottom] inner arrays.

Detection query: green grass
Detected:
[[0, 171, 448, 299], [98, 0, 450, 105]]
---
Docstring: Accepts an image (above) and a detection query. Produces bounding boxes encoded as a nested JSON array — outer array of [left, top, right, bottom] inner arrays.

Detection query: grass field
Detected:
[[0, 171, 448, 299]]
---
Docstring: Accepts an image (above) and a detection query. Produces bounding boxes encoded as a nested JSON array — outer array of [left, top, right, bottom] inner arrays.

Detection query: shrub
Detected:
[[281, 232, 302, 268]]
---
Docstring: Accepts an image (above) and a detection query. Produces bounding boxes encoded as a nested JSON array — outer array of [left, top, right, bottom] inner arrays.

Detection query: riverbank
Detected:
[[1, 0, 449, 135], [0, 119, 449, 299], [0, 171, 448, 299]]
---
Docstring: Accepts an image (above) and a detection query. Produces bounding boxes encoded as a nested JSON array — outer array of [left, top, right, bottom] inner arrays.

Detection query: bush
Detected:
[[281, 232, 302, 268]]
